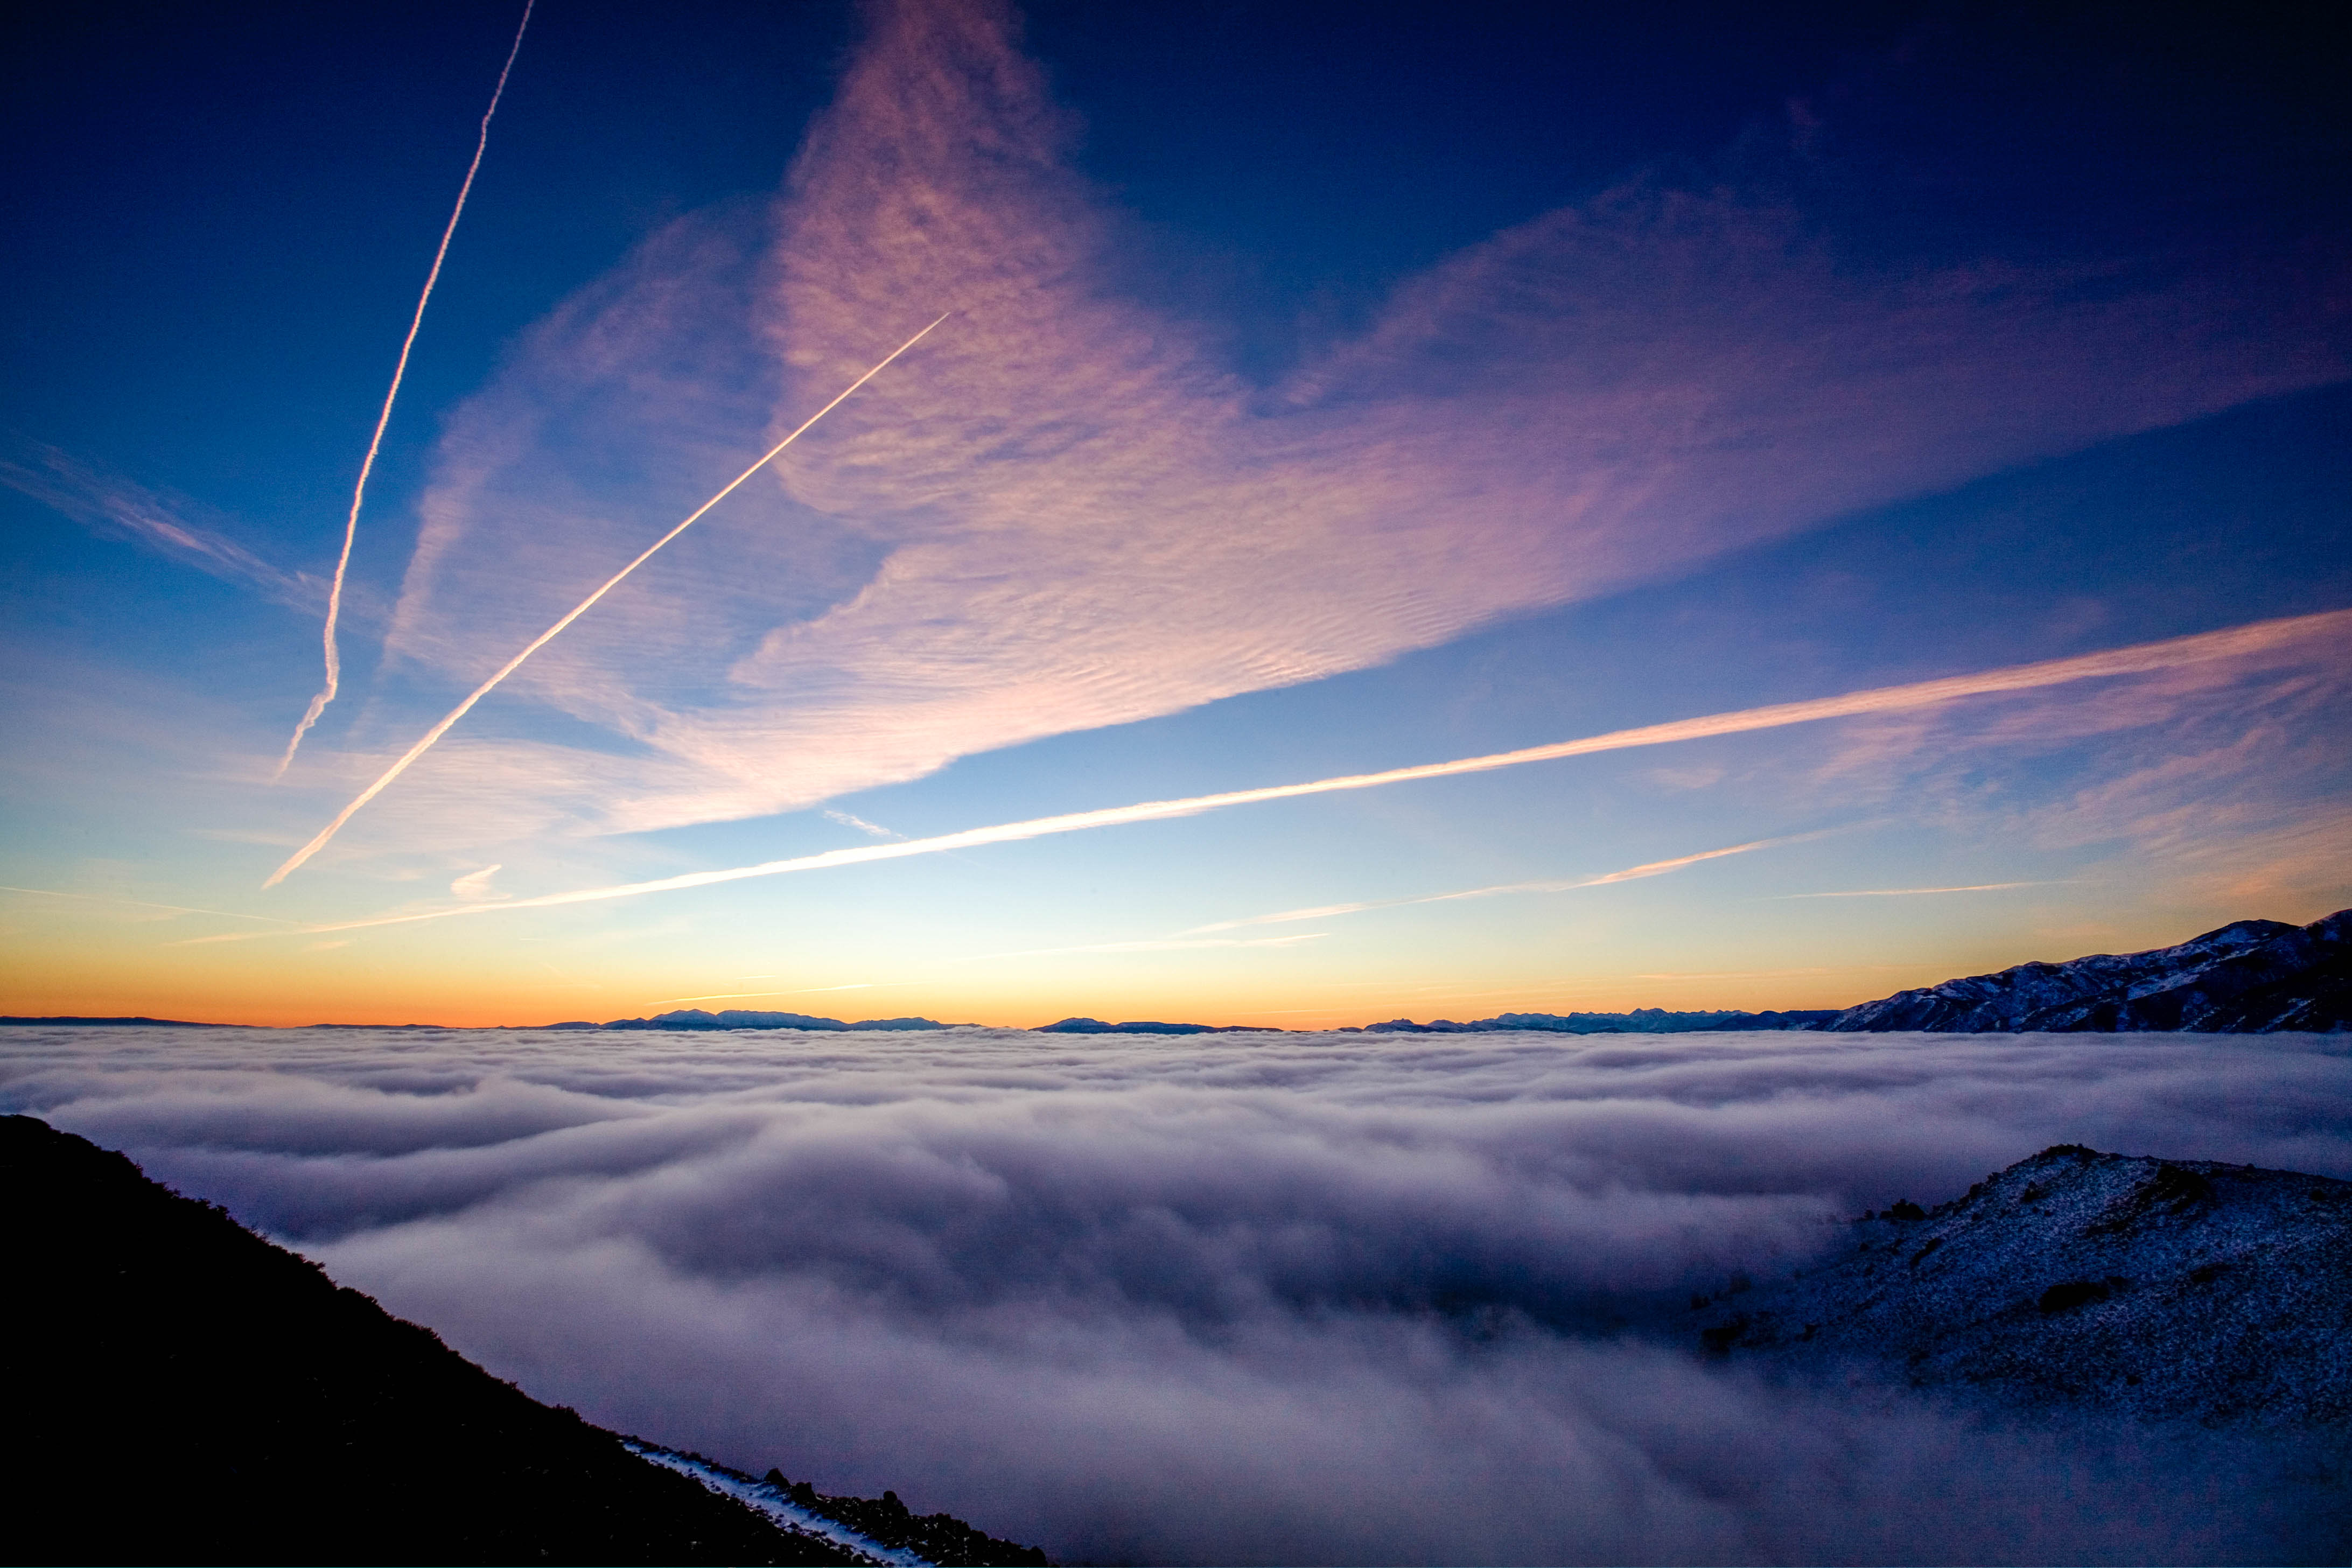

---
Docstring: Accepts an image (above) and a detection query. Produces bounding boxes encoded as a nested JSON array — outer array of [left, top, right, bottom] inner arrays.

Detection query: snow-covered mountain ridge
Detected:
[[1824, 907, 2352, 1032], [631, 1444, 1049, 1567], [1699, 1144, 2352, 1425]]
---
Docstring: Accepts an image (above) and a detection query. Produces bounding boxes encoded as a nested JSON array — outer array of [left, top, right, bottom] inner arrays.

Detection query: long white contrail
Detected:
[[264, 314, 954, 887], [203, 605, 2349, 935], [277, 0, 538, 779]]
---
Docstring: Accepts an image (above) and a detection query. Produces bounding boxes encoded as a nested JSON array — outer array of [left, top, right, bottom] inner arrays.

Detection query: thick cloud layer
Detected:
[[8, 1026, 2348, 1563]]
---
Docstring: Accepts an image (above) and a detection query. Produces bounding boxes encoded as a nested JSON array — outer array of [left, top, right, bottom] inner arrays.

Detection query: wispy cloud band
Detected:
[[1776, 883, 2051, 899], [1, 445, 320, 613], [186, 606, 2350, 942], [1181, 839, 1789, 934]]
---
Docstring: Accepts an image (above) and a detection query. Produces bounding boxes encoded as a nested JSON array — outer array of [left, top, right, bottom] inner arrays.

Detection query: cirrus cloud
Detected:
[[332, 0, 2347, 859]]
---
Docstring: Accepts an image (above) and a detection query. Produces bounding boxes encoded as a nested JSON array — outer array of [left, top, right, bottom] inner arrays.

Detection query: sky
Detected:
[[4, 0, 2350, 1028]]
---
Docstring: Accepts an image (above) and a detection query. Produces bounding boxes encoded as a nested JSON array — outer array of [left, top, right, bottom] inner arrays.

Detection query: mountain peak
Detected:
[[1824, 907, 2352, 1033]]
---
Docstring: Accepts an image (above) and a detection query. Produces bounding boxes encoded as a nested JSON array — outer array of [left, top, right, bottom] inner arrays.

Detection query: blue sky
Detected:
[[4, 0, 2348, 1025]]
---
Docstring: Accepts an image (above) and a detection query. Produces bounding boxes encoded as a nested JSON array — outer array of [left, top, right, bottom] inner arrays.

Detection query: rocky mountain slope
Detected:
[[3, 1114, 1045, 1566], [1824, 907, 2352, 1032], [1694, 1143, 2352, 1425]]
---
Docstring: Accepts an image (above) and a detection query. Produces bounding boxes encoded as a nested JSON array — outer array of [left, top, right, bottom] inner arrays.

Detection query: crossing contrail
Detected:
[[277, 0, 536, 780], [209, 604, 2349, 927], [264, 313, 954, 887]]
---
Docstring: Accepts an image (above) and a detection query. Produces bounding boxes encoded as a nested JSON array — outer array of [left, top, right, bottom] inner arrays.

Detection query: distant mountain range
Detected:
[[1694, 1142, 2352, 1426], [579, 1011, 968, 1032], [3, 1114, 1045, 1567], [6, 907, 2345, 1035], [582, 908, 2348, 1035]]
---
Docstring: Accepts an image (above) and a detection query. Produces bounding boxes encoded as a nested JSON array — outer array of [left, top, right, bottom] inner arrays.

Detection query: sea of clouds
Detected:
[[8, 1025, 2350, 1564]]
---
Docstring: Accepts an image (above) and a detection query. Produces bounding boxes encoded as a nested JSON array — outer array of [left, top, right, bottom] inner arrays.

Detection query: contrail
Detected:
[[264, 313, 954, 887], [0, 885, 300, 924], [277, 0, 538, 779], [1775, 881, 2052, 898], [198, 605, 2350, 939], [1179, 838, 1790, 934]]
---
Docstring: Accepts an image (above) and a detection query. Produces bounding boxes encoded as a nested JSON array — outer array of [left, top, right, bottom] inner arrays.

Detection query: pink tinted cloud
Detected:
[[369, 0, 2348, 844]]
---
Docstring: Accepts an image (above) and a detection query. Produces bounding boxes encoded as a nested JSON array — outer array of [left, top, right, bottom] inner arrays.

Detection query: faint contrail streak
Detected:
[[263, 313, 954, 887], [1776, 881, 2051, 898], [203, 605, 2348, 934], [1179, 838, 1790, 934], [277, 0, 537, 779], [0, 885, 300, 924]]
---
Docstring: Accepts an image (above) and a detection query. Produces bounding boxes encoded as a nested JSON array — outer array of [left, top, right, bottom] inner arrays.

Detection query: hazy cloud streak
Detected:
[[0, 885, 299, 925], [1778, 882, 2053, 898], [1182, 839, 1786, 934], [656, 984, 883, 1003], [824, 810, 901, 839], [0, 445, 319, 612]]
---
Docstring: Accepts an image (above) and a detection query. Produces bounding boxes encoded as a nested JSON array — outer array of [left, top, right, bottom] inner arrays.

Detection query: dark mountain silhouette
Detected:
[[0, 1014, 228, 1026], [596, 1009, 969, 1031], [1693, 1144, 2352, 1425], [1353, 1007, 1838, 1034], [1034, 1016, 1270, 1034], [2, 1115, 1045, 1566], [1823, 907, 2352, 1032]]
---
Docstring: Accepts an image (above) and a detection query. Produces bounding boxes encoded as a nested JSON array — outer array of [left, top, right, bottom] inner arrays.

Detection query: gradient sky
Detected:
[[4, 0, 2348, 1027]]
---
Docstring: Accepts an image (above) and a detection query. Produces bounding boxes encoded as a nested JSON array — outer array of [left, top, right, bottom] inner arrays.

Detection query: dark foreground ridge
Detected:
[[1822, 906, 2352, 1032], [1695, 1144, 2352, 1425], [2, 1115, 1046, 1566]]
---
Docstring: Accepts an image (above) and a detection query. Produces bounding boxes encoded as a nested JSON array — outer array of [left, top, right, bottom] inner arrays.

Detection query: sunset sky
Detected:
[[4, 0, 2348, 1027]]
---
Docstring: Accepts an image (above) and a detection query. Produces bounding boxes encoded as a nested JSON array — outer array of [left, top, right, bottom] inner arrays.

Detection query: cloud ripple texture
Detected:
[[8, 1024, 2350, 1564], [363, 0, 2348, 844]]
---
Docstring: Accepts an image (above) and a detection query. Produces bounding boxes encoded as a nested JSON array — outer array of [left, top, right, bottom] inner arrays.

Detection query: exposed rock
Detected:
[[1697, 1144, 2352, 1425], [760, 1469, 1050, 1566], [1823, 908, 2352, 1032]]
